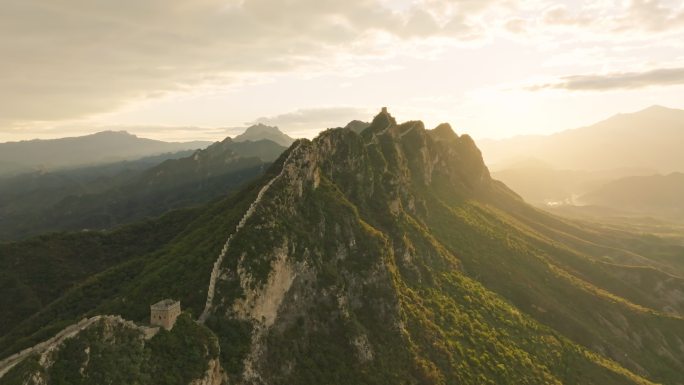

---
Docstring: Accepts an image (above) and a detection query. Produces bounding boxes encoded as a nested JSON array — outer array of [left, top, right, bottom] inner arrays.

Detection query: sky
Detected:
[[2, 0, 684, 142]]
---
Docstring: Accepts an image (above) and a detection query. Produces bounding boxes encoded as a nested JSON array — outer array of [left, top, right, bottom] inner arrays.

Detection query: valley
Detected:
[[483, 106, 684, 225]]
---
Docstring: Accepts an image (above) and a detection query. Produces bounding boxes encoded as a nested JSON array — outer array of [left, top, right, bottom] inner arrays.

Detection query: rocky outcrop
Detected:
[[190, 358, 224, 385], [233, 247, 297, 327]]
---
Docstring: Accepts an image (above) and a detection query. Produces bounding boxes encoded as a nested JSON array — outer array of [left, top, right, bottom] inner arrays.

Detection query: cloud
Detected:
[[102, 106, 375, 141], [0, 0, 505, 125], [528, 67, 684, 91], [102, 125, 243, 142], [541, 4, 594, 27], [539, 0, 684, 33], [619, 0, 684, 32], [251, 106, 373, 137], [503, 17, 528, 34], [6, 0, 683, 136]]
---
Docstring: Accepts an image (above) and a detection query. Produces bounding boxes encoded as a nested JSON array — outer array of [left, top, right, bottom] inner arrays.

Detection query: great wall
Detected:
[[198, 142, 301, 323], [0, 315, 158, 378], [0, 142, 302, 379]]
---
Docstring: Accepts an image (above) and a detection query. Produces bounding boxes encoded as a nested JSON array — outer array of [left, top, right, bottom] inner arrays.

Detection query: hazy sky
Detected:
[[2, 0, 684, 142]]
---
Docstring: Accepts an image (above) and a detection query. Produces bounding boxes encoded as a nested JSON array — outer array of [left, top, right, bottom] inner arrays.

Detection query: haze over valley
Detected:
[[479, 105, 684, 223]]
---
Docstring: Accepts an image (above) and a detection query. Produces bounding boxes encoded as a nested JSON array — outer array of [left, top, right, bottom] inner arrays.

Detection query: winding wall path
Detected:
[[0, 315, 157, 378], [0, 144, 303, 377], [198, 143, 300, 323]]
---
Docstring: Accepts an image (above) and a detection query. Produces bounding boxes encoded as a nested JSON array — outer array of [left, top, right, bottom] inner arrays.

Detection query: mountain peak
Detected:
[[244, 123, 279, 133], [429, 123, 458, 142], [303, 111, 490, 194], [344, 120, 371, 134], [93, 130, 137, 138], [641, 104, 673, 113], [613, 104, 682, 120]]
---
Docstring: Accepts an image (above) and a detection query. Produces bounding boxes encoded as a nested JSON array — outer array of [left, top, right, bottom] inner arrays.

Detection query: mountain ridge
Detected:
[[0, 130, 212, 176], [198, 109, 682, 383], [480, 105, 684, 173], [2, 109, 684, 384]]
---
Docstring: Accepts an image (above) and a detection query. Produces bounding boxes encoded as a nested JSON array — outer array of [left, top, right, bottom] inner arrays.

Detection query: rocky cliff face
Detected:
[[190, 359, 224, 385]]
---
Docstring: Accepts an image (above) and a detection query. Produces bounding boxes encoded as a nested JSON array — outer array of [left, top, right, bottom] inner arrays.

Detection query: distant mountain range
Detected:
[[0, 131, 212, 176], [483, 106, 684, 220], [480, 105, 684, 173], [0, 124, 296, 177], [0, 136, 287, 240]]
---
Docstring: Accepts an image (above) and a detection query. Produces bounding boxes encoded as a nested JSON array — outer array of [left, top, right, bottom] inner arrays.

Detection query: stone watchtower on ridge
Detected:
[[150, 299, 181, 330]]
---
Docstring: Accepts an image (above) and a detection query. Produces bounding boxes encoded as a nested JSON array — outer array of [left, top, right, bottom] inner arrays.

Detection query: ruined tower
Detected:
[[150, 299, 181, 330]]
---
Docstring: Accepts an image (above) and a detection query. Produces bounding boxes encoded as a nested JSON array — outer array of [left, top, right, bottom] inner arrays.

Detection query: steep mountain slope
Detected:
[[0, 131, 211, 176], [579, 173, 684, 220], [232, 124, 295, 147], [0, 138, 286, 240], [2, 110, 684, 384], [0, 208, 201, 336], [480, 105, 684, 173], [0, 151, 194, 235]]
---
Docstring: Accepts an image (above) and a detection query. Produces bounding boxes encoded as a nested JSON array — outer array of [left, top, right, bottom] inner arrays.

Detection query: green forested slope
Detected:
[[0, 208, 201, 336]]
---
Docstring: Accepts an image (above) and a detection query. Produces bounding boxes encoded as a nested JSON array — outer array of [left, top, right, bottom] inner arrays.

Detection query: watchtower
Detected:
[[150, 299, 181, 330]]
